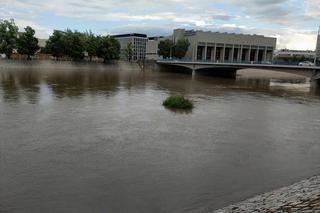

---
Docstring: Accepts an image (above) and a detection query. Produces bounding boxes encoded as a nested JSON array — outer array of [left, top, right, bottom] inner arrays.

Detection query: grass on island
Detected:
[[163, 95, 193, 110]]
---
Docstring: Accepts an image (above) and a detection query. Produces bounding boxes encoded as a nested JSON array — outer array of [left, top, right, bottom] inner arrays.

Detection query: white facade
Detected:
[[146, 29, 277, 62], [114, 33, 147, 61], [173, 29, 277, 62]]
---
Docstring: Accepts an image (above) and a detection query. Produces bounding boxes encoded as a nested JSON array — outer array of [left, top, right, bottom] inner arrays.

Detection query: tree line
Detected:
[[0, 19, 38, 59], [158, 39, 190, 59], [1, 19, 191, 62], [0, 19, 120, 62]]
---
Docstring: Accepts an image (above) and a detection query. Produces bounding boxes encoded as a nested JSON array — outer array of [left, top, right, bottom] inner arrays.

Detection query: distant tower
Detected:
[[316, 26, 320, 65]]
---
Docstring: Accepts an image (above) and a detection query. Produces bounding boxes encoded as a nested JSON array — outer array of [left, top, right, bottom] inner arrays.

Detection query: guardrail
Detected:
[[157, 58, 320, 67]]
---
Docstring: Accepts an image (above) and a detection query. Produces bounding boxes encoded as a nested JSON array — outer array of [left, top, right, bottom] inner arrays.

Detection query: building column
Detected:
[[231, 45, 234, 63], [247, 46, 251, 62], [263, 47, 267, 62], [239, 46, 242, 62], [221, 44, 226, 62], [194, 42, 198, 61], [213, 45, 217, 62], [204, 43, 208, 61], [255, 47, 259, 62], [211, 45, 215, 61]]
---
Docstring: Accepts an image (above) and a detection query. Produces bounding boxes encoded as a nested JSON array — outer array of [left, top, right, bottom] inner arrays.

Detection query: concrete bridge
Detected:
[[157, 60, 320, 87]]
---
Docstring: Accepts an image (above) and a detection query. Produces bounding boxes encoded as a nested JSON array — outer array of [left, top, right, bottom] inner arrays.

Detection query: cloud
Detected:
[[304, 0, 320, 20], [1, 0, 318, 49]]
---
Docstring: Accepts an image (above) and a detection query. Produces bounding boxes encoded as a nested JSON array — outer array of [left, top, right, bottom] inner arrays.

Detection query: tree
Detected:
[[97, 36, 120, 63], [0, 19, 19, 59], [17, 26, 39, 60], [63, 29, 86, 60], [173, 39, 190, 59], [45, 30, 119, 62], [84, 31, 99, 62], [158, 39, 190, 59], [158, 39, 174, 59], [124, 42, 133, 61], [45, 30, 66, 59], [45, 29, 86, 60]]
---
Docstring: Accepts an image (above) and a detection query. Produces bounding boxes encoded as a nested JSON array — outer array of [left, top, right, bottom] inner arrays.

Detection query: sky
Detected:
[[1, 0, 319, 50]]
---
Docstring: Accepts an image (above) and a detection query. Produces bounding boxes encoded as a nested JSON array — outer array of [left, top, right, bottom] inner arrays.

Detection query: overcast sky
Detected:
[[1, 0, 319, 50]]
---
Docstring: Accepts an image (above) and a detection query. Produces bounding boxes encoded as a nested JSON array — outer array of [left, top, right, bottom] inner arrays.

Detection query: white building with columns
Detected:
[[172, 29, 277, 63]]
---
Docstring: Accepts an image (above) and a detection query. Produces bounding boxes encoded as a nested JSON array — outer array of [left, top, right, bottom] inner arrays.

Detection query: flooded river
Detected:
[[1, 61, 320, 213]]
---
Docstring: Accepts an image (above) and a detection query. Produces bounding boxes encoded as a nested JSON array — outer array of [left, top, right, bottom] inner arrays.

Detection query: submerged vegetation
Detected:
[[163, 95, 193, 110]]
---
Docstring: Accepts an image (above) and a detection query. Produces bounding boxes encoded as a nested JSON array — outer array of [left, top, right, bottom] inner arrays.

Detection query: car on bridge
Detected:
[[298, 61, 315, 66]]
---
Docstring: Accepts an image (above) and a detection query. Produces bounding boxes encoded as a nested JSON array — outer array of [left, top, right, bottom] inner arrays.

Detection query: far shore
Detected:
[[0, 59, 311, 80]]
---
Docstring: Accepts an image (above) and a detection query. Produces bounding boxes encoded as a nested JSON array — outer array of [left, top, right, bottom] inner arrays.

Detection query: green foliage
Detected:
[[84, 30, 99, 61], [0, 19, 120, 62], [63, 29, 86, 60], [0, 19, 19, 59], [163, 95, 193, 110], [96, 36, 120, 63], [45, 29, 86, 60], [45, 30, 66, 58], [124, 42, 133, 61], [174, 39, 190, 59], [45, 29, 121, 61], [17, 26, 39, 59], [158, 39, 190, 59], [158, 39, 174, 59]]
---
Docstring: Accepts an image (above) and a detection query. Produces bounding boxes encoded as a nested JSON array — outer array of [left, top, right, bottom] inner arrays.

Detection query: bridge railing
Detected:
[[157, 58, 320, 67], [158, 58, 273, 65]]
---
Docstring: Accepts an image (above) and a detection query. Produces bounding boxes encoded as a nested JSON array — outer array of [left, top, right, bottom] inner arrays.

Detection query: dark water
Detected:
[[1, 61, 320, 213]]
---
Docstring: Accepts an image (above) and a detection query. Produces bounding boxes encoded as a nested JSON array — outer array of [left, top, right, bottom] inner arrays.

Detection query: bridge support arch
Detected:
[[157, 63, 238, 79], [158, 64, 193, 74], [157, 61, 320, 88], [195, 67, 238, 78]]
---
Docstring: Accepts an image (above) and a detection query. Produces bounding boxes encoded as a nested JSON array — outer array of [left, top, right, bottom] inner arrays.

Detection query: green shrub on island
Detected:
[[163, 96, 193, 110]]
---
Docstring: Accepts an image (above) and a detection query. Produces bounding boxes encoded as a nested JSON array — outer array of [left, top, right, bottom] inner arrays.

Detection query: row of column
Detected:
[[194, 43, 274, 63]]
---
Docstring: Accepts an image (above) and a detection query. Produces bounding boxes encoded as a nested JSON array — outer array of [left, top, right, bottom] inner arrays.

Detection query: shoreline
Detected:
[[213, 176, 320, 212]]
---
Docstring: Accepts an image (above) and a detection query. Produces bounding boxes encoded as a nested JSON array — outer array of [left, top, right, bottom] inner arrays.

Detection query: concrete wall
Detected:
[[173, 29, 277, 63]]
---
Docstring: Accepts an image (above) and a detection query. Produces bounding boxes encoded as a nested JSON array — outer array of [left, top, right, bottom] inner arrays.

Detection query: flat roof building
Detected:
[[114, 33, 147, 61], [173, 29, 277, 62]]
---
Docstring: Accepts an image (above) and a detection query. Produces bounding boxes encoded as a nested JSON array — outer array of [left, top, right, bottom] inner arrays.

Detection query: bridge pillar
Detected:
[[311, 70, 320, 88], [192, 65, 196, 77]]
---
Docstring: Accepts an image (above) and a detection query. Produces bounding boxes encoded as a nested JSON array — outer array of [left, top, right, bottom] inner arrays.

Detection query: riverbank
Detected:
[[214, 176, 320, 212]]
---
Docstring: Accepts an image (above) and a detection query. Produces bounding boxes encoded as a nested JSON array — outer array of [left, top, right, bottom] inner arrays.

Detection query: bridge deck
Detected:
[[157, 60, 320, 71]]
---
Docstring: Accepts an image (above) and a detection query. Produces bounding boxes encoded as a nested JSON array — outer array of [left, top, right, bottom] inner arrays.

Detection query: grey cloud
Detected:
[[212, 14, 233, 21]]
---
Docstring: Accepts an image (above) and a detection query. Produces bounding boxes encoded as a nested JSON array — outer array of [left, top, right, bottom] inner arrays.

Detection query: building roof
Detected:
[[113, 33, 147, 38]]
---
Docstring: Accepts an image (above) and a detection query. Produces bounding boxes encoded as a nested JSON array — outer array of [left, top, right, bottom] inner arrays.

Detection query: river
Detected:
[[1, 61, 320, 213]]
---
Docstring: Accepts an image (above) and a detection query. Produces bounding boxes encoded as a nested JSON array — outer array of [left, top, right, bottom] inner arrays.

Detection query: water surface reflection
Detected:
[[0, 61, 320, 213]]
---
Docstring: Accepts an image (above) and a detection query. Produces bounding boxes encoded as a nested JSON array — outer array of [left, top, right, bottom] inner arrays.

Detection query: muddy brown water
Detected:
[[1, 61, 320, 213]]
